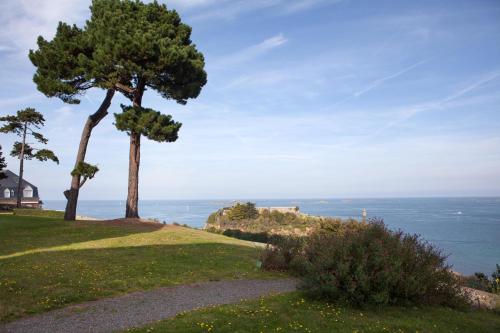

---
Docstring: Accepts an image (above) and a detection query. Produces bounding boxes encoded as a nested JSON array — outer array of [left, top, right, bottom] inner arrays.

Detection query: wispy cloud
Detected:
[[282, 0, 343, 14], [380, 70, 500, 131], [211, 34, 288, 68], [332, 59, 427, 107], [188, 0, 343, 21]]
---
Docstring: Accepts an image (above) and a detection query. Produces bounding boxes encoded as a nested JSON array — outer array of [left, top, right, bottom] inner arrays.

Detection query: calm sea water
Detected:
[[43, 198, 500, 275]]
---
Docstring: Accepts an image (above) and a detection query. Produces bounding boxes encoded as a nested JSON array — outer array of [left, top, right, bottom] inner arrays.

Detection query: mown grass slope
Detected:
[[0, 215, 279, 322]]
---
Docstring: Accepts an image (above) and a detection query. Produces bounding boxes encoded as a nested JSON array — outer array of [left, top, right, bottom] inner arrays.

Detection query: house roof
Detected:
[[0, 170, 39, 197]]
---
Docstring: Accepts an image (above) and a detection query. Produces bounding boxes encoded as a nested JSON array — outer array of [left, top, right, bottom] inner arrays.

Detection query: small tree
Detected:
[[0, 108, 59, 207], [0, 145, 7, 180], [63, 162, 99, 200], [228, 202, 259, 220]]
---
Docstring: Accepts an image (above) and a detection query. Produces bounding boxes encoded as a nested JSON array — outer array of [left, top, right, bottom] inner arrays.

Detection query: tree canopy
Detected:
[[85, 0, 207, 102], [114, 105, 182, 143], [0, 109, 59, 164], [30, 0, 207, 104], [29, 23, 94, 104]]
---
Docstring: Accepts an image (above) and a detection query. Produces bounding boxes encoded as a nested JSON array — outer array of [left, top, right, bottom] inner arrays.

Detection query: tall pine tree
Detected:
[[30, 0, 207, 219], [86, 0, 207, 218], [29, 21, 117, 220]]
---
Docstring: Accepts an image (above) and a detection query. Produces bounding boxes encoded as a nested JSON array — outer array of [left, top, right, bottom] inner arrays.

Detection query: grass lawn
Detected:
[[0, 215, 280, 322], [130, 292, 500, 333]]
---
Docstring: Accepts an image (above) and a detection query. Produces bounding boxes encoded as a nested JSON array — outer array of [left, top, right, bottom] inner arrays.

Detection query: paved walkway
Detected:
[[0, 279, 297, 333]]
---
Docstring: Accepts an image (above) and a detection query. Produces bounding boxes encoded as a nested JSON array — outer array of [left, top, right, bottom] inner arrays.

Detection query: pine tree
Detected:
[[29, 20, 116, 220], [86, 0, 207, 218], [30, 0, 207, 219], [0, 108, 58, 207]]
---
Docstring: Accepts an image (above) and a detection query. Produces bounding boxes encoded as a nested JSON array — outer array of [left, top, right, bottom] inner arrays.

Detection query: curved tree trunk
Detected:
[[16, 122, 27, 208], [64, 89, 115, 221], [125, 80, 145, 219]]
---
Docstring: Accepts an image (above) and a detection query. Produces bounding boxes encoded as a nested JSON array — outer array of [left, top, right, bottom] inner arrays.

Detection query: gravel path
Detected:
[[0, 279, 297, 333]]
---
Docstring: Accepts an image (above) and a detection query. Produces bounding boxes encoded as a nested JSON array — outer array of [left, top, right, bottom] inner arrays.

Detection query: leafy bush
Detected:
[[301, 220, 468, 307], [263, 219, 469, 308], [206, 212, 218, 225], [227, 202, 258, 221], [223, 229, 269, 243], [261, 236, 304, 271], [460, 265, 500, 294]]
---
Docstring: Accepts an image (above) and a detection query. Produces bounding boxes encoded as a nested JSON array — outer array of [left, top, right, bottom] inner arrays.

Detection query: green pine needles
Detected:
[[29, 0, 207, 218], [114, 105, 182, 143]]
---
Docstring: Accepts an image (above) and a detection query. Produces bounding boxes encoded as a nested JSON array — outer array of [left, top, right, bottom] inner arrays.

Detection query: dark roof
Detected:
[[0, 170, 39, 198]]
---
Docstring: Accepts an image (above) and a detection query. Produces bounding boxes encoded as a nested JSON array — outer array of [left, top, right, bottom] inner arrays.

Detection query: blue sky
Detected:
[[0, 0, 499, 200]]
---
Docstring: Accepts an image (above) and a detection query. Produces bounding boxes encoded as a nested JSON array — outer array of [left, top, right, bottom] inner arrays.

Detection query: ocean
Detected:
[[43, 197, 500, 276]]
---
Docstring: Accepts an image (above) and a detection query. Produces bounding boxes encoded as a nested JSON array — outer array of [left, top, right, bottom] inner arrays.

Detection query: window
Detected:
[[3, 188, 10, 198], [23, 186, 33, 198]]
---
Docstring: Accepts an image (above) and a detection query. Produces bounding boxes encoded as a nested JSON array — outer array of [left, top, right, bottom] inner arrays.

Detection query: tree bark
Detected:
[[64, 89, 115, 220], [125, 80, 145, 219], [126, 131, 140, 218], [16, 122, 27, 208]]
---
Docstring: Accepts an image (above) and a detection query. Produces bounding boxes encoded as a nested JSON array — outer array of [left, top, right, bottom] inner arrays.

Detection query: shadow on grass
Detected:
[[0, 242, 274, 322], [0, 215, 163, 257]]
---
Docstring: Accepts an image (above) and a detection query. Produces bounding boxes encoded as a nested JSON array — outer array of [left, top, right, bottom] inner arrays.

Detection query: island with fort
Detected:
[[204, 202, 364, 239]]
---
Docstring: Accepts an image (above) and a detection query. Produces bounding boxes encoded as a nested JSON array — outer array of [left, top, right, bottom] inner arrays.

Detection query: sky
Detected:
[[0, 0, 499, 200]]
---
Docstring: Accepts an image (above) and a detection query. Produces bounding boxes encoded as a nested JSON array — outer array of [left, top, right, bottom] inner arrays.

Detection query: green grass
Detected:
[[0, 215, 280, 322], [12, 208, 64, 219], [130, 292, 500, 333]]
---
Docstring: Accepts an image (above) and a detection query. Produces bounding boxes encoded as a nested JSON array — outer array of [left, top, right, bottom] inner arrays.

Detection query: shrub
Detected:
[[261, 236, 304, 271], [262, 219, 469, 308], [223, 229, 269, 243], [227, 202, 258, 221], [492, 265, 500, 294], [206, 212, 218, 225], [460, 265, 500, 294], [296, 220, 468, 308]]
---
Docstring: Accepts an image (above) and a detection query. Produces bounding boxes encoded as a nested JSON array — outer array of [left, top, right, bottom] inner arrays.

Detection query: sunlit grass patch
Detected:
[[0, 216, 281, 322]]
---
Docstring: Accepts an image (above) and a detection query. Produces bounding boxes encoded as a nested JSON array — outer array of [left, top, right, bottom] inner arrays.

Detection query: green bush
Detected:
[[460, 265, 500, 294], [222, 229, 269, 243], [263, 219, 469, 308], [13, 209, 64, 219], [227, 202, 258, 221], [261, 236, 304, 271], [206, 212, 218, 225], [298, 220, 467, 307]]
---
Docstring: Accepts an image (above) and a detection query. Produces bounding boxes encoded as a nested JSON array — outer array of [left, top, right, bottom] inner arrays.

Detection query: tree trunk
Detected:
[[125, 80, 145, 219], [16, 122, 27, 208], [126, 131, 140, 218], [64, 89, 115, 221]]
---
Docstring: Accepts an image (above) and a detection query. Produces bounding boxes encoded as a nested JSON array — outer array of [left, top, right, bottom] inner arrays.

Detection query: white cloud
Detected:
[[0, 0, 89, 53]]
